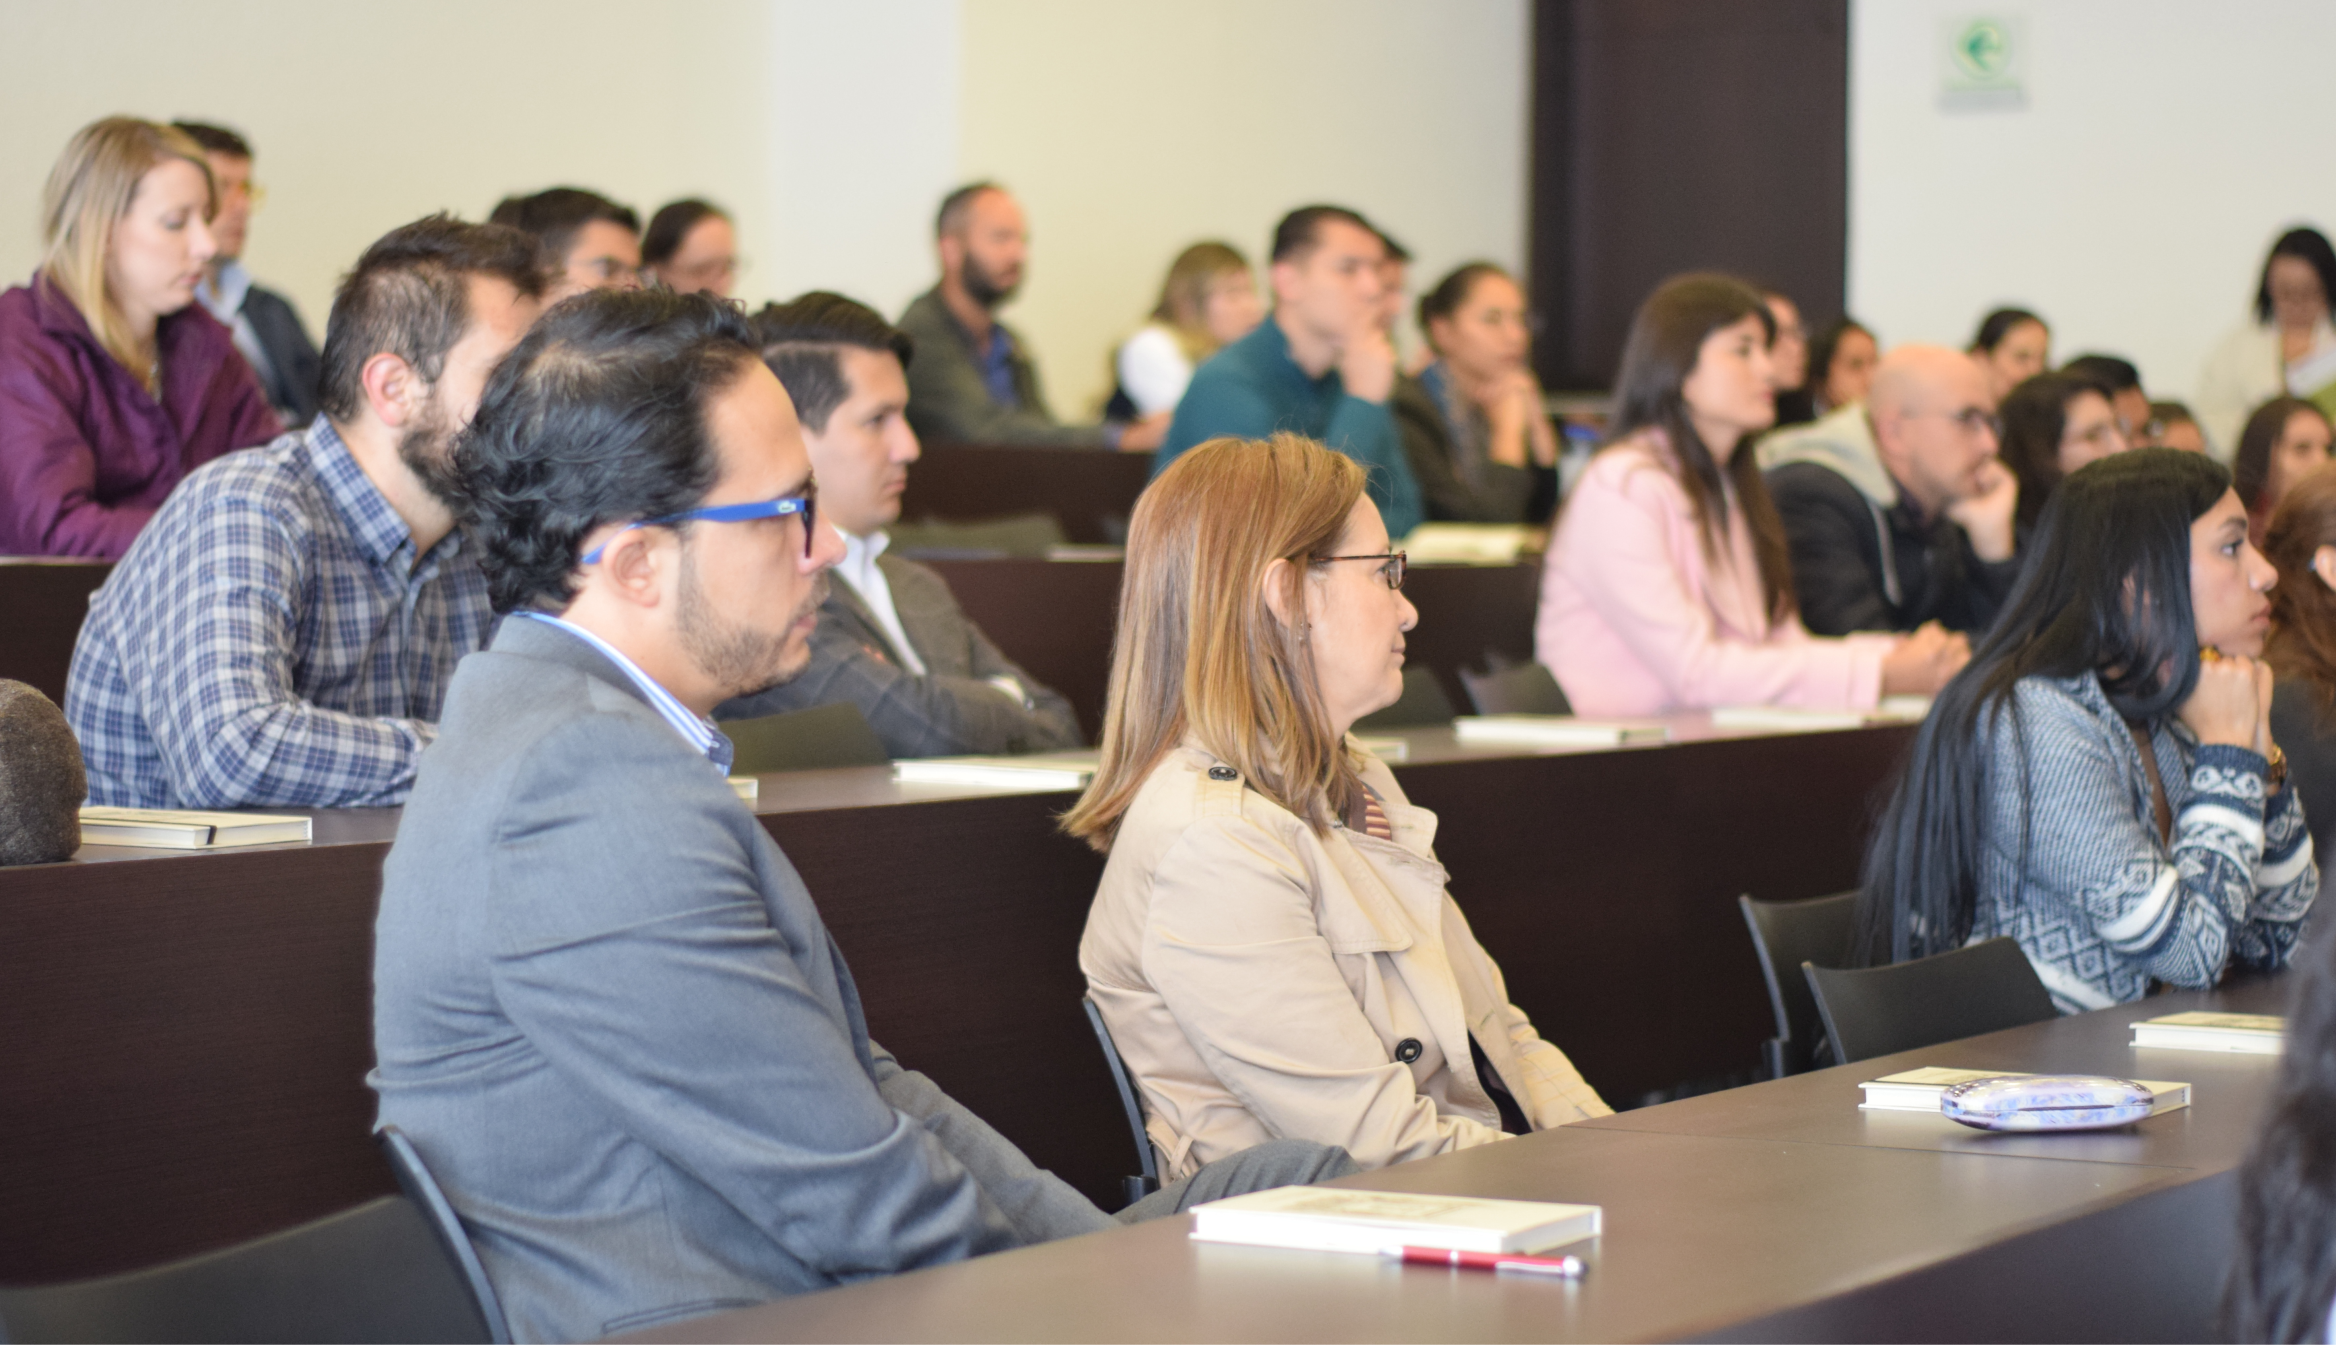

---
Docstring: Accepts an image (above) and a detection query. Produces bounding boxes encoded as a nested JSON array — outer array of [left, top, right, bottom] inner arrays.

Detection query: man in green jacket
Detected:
[[1153, 205, 1423, 538], [897, 182, 1165, 452]]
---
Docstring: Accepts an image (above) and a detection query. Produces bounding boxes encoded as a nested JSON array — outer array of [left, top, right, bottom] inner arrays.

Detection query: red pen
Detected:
[[1387, 1246, 1586, 1278]]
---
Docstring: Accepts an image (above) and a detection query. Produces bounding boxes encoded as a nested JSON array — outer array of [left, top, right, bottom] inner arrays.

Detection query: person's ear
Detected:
[[596, 527, 671, 611], [1259, 556, 1301, 632], [937, 230, 965, 274], [360, 352, 421, 430], [2313, 544, 2336, 593], [1269, 259, 1302, 307]]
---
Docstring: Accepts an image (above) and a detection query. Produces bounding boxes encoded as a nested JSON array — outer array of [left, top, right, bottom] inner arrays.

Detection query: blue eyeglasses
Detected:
[[582, 490, 817, 565]]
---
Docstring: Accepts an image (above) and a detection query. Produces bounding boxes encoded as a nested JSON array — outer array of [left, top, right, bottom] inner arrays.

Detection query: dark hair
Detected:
[[2151, 399, 2197, 427], [2061, 353, 2141, 395], [488, 187, 640, 269], [935, 181, 1002, 239], [2264, 463, 2336, 712], [641, 198, 727, 267], [1997, 372, 2113, 533], [1604, 272, 1794, 621], [1969, 307, 2046, 353], [1853, 449, 2233, 966], [748, 291, 915, 433], [2236, 396, 2332, 518], [1415, 262, 1510, 352], [170, 120, 251, 160], [2231, 920, 2336, 1341], [455, 289, 755, 614], [316, 215, 550, 423], [1271, 205, 1377, 265], [2256, 227, 2336, 325], [1375, 228, 1412, 265], [1807, 315, 1874, 406]]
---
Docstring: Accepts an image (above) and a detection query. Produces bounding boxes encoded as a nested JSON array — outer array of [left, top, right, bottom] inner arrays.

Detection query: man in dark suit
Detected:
[[373, 289, 1349, 1341], [723, 291, 1084, 756], [175, 122, 322, 426]]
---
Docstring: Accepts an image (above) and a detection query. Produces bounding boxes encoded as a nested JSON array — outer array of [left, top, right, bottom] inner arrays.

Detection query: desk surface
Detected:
[[632, 979, 2290, 1344]]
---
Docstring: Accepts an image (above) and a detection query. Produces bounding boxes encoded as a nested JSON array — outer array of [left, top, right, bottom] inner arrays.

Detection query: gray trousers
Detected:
[[877, 1062, 1358, 1245]]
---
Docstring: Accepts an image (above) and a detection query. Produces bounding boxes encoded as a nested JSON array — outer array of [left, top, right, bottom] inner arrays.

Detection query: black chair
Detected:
[[1458, 661, 1571, 716], [1738, 892, 1859, 1078], [1081, 994, 1162, 1208], [0, 1195, 498, 1343], [1802, 936, 2060, 1066], [379, 1127, 512, 1344], [722, 702, 890, 774], [1354, 667, 1457, 729]]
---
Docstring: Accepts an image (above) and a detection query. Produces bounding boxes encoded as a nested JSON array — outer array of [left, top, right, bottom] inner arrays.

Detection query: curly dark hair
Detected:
[[455, 288, 754, 614]]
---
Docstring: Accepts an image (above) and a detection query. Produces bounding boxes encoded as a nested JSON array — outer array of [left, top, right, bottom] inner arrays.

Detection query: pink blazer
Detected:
[[1538, 434, 1894, 716]]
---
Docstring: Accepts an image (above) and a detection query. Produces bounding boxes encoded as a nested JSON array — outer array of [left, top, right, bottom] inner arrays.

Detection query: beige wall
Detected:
[[0, 0, 1527, 421]]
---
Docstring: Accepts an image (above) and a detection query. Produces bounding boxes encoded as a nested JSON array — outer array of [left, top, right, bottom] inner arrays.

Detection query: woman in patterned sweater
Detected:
[[1856, 448, 2316, 1012]]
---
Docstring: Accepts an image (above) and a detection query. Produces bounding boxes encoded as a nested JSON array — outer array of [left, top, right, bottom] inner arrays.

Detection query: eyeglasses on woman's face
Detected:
[[1312, 550, 1407, 590]]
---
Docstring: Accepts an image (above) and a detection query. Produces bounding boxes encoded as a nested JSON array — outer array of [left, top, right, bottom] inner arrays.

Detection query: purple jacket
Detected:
[[0, 278, 281, 557]]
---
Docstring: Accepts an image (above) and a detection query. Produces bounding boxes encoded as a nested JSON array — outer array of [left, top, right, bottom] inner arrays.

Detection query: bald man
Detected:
[[1757, 344, 2021, 635]]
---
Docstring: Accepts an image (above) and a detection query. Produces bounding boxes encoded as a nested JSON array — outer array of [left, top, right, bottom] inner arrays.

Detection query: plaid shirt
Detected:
[[66, 419, 494, 808]]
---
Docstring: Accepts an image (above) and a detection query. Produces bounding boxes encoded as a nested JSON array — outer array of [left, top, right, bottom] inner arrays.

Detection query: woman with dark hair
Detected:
[[1538, 274, 1964, 715], [1760, 285, 1816, 428], [2199, 226, 2336, 458], [1807, 314, 1878, 414], [2263, 463, 2336, 859], [1393, 261, 1559, 523], [2231, 914, 2336, 1342], [1968, 307, 2050, 404], [640, 198, 737, 298], [2235, 396, 2333, 543], [1855, 449, 2314, 1012], [1996, 371, 2131, 533]]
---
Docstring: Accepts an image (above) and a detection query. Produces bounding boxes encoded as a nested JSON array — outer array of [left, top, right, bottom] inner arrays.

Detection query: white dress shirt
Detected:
[[834, 530, 927, 676]]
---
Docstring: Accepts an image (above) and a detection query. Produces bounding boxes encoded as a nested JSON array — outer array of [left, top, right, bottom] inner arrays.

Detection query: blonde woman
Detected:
[[1067, 433, 1608, 1178], [0, 117, 280, 558], [1112, 242, 1263, 418]]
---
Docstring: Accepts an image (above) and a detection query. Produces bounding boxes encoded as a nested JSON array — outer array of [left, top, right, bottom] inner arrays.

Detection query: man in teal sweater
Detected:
[[1153, 206, 1424, 537]]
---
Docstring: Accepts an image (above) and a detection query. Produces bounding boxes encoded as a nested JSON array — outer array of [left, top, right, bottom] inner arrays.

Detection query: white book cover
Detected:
[[77, 806, 313, 850], [1859, 1066, 2189, 1114], [891, 753, 1098, 790], [1455, 715, 1670, 747], [2131, 1011, 2284, 1054], [1712, 699, 1930, 733], [1349, 735, 1410, 762], [727, 777, 759, 802], [1189, 1186, 1601, 1256]]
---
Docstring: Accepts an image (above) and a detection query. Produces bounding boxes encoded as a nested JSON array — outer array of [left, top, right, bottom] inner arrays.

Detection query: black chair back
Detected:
[[722, 702, 890, 773], [1738, 892, 1858, 1077], [0, 1196, 495, 1343], [1802, 936, 2060, 1065], [379, 1127, 512, 1343], [1081, 994, 1161, 1209], [1354, 667, 1457, 729], [1458, 662, 1571, 716]]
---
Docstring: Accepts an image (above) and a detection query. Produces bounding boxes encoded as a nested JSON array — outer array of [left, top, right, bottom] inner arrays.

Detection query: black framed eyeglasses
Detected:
[[1312, 550, 1407, 590], [583, 488, 818, 565]]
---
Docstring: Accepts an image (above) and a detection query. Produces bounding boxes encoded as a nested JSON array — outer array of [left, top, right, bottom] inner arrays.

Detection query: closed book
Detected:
[[1860, 1066, 2189, 1115], [2131, 1011, 2284, 1055], [1455, 715, 1670, 747], [1189, 1186, 1601, 1256], [891, 754, 1097, 791], [77, 806, 313, 850], [728, 777, 759, 802], [1397, 523, 1536, 566], [1349, 735, 1410, 762]]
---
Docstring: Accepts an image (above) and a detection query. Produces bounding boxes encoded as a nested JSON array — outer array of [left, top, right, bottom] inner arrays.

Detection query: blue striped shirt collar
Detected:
[[513, 612, 735, 774]]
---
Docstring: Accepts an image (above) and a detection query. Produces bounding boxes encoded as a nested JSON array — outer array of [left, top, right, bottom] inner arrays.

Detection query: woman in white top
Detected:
[[2197, 227, 2336, 461], [1113, 242, 1263, 417]]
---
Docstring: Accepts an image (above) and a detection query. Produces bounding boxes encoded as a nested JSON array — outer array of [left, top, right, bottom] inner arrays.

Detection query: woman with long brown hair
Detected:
[[1537, 273, 1963, 715], [2263, 461, 2336, 856], [2235, 396, 2333, 544], [1068, 433, 1607, 1178], [0, 117, 279, 557]]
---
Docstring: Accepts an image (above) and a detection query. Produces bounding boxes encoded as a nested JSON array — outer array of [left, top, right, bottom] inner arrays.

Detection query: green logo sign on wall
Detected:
[[1940, 14, 2026, 110]]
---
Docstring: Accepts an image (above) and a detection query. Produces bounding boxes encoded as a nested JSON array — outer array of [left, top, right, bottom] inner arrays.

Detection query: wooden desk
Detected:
[[924, 559, 1542, 737], [635, 979, 2289, 1344], [898, 441, 1154, 545], [0, 719, 1909, 1283], [0, 559, 110, 704]]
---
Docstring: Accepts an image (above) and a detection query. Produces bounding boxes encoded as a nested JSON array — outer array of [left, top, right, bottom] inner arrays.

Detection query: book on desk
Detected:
[[2130, 1011, 2284, 1054], [1190, 1186, 1601, 1255], [1455, 715, 1670, 747], [1860, 1066, 2190, 1116], [77, 806, 313, 849], [892, 753, 1099, 790]]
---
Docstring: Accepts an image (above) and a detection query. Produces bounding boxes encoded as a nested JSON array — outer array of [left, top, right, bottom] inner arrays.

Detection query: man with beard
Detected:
[[897, 182, 1167, 450], [64, 216, 546, 807], [373, 288, 1351, 1342]]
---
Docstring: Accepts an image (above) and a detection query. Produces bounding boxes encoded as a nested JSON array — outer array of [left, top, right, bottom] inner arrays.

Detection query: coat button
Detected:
[[1395, 1038, 1423, 1064], [1207, 765, 1238, 781]]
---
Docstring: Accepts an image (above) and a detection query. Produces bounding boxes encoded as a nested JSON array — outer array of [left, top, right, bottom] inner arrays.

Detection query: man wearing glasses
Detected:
[[487, 186, 643, 302], [372, 289, 1351, 1343], [1759, 343, 2022, 637], [175, 121, 322, 427]]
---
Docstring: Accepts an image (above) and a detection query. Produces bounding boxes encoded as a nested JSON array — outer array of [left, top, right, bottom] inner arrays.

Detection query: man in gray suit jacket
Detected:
[[724, 291, 1084, 755], [372, 290, 1349, 1343]]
